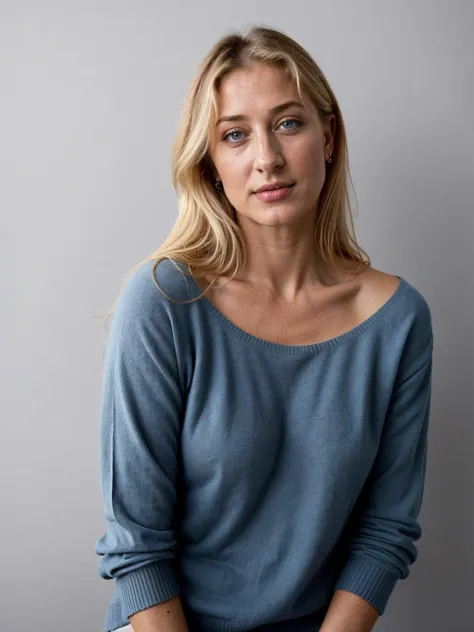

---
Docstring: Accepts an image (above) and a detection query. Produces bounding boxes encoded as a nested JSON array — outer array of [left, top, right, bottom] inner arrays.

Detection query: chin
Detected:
[[253, 204, 308, 225]]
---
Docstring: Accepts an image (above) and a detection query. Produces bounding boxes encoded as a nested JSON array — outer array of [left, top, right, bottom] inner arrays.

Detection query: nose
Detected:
[[254, 130, 284, 173]]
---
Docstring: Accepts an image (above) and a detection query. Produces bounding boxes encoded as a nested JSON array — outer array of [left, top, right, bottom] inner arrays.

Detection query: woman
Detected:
[[95, 25, 434, 632]]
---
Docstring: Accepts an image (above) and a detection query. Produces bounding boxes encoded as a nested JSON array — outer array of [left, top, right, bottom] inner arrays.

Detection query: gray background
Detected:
[[1, 1, 473, 631]]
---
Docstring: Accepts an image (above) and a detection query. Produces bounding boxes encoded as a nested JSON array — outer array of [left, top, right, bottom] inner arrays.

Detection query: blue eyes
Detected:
[[222, 118, 302, 144], [280, 119, 300, 130]]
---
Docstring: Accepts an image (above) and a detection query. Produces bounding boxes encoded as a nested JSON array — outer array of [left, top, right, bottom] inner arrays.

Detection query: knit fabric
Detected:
[[95, 258, 433, 632]]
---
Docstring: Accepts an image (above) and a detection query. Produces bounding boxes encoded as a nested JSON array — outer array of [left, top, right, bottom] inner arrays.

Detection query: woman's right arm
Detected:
[[94, 264, 189, 630], [129, 595, 189, 632]]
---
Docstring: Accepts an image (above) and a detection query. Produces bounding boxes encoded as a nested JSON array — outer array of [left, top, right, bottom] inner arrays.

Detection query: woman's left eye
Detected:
[[279, 118, 301, 130]]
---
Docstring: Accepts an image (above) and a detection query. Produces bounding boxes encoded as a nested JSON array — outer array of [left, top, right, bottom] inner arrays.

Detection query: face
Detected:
[[208, 63, 335, 229]]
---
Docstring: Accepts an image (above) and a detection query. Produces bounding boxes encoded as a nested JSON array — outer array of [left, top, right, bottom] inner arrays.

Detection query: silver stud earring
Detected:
[[215, 179, 223, 189], [326, 156, 332, 164]]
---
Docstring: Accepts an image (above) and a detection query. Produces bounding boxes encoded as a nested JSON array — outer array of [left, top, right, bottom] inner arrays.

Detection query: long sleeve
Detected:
[[95, 267, 184, 619], [334, 305, 434, 615]]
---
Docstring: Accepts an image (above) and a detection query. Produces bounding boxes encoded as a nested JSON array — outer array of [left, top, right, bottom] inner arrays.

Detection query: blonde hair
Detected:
[[104, 24, 370, 331]]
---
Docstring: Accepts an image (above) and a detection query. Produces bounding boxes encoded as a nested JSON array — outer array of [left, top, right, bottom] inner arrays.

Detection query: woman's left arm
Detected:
[[319, 589, 380, 632], [322, 310, 434, 631]]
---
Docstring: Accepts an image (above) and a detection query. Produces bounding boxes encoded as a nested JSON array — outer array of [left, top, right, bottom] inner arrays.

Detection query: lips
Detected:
[[253, 182, 295, 194], [254, 184, 295, 202]]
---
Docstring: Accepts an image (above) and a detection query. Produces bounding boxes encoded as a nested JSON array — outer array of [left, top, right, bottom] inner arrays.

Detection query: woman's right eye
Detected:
[[223, 130, 244, 143]]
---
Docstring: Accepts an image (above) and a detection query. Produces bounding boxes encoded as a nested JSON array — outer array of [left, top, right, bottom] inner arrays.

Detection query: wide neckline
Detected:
[[186, 270, 407, 356]]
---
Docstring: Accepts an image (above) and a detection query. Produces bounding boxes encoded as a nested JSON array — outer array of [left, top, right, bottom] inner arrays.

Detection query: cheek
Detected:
[[296, 144, 325, 185], [223, 156, 249, 191], [295, 140, 321, 169]]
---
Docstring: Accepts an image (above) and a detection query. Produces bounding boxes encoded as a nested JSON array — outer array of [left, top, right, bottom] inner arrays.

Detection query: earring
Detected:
[[215, 179, 223, 189], [326, 156, 332, 164]]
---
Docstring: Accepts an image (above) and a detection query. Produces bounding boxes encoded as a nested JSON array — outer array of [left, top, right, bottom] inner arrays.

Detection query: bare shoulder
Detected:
[[354, 265, 401, 319]]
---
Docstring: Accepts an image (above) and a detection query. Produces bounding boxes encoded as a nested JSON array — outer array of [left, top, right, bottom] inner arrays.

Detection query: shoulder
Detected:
[[355, 266, 401, 319], [358, 266, 433, 369], [110, 257, 197, 336], [116, 258, 195, 311], [357, 266, 431, 323]]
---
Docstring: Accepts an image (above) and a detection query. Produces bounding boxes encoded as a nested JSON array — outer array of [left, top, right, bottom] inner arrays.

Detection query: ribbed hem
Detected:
[[333, 554, 400, 615], [104, 596, 124, 631], [116, 559, 181, 619]]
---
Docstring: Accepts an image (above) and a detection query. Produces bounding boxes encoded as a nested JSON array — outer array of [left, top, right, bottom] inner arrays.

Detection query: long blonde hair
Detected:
[[104, 24, 370, 331]]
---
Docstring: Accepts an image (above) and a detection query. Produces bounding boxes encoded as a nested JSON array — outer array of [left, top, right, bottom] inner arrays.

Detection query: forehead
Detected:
[[215, 64, 301, 114]]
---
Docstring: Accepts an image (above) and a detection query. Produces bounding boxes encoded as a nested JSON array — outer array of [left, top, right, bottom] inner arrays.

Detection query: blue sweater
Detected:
[[95, 258, 434, 632]]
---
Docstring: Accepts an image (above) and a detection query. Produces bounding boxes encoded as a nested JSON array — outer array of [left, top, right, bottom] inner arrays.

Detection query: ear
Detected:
[[323, 113, 336, 155]]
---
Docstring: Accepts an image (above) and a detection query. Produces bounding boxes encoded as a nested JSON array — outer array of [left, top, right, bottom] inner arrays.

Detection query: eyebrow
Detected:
[[215, 100, 306, 127]]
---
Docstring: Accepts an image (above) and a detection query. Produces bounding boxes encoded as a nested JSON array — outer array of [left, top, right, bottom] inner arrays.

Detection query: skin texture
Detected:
[[208, 62, 339, 301], [319, 590, 380, 632], [129, 595, 189, 632]]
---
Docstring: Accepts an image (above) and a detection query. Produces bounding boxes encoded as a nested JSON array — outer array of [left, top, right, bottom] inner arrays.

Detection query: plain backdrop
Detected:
[[1, 1, 473, 631]]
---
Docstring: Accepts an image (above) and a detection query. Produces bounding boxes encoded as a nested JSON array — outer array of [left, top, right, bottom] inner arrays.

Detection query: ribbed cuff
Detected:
[[116, 559, 181, 618], [334, 554, 400, 615]]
